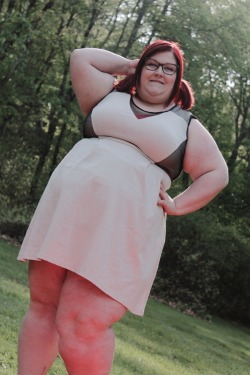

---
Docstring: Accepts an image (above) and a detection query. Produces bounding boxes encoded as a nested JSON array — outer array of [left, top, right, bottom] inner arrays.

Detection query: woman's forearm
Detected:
[[174, 169, 228, 215], [158, 167, 229, 216], [71, 48, 132, 76], [70, 48, 138, 115]]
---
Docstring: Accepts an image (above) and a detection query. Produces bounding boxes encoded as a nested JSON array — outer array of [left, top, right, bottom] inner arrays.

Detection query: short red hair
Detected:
[[115, 40, 195, 110]]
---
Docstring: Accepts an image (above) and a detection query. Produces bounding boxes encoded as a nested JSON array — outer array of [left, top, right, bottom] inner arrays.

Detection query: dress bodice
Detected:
[[83, 91, 194, 180]]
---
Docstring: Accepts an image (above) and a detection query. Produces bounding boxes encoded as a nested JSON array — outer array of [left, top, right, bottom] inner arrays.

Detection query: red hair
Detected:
[[115, 40, 195, 110]]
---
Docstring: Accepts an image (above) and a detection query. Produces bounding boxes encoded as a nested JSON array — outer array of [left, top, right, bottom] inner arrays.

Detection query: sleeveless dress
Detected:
[[18, 91, 194, 316]]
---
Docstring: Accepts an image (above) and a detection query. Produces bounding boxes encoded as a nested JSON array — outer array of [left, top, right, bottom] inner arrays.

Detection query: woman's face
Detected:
[[137, 51, 178, 106]]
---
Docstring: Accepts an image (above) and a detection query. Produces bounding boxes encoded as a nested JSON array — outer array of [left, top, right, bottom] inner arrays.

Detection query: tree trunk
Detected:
[[7, 0, 15, 13], [99, 0, 123, 49], [81, 0, 105, 48], [122, 0, 150, 56]]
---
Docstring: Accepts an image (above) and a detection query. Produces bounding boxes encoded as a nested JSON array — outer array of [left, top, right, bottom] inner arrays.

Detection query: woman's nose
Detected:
[[154, 66, 164, 75]]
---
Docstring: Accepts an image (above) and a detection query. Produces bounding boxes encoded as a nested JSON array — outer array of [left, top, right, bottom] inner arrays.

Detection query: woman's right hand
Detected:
[[127, 59, 139, 75]]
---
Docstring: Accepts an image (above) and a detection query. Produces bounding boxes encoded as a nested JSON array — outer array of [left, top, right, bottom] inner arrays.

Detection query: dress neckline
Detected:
[[130, 95, 177, 117]]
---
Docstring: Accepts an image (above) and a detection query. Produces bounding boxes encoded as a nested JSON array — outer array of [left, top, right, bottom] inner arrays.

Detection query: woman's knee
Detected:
[[55, 275, 126, 341], [56, 306, 123, 342]]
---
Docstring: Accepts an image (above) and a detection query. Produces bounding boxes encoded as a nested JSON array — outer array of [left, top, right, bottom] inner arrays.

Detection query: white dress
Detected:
[[18, 91, 193, 316]]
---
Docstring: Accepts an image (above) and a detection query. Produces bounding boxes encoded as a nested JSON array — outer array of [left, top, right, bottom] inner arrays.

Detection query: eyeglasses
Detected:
[[144, 58, 179, 76]]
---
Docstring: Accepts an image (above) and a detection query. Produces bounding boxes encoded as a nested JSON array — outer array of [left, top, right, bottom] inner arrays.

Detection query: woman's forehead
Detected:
[[149, 51, 176, 64]]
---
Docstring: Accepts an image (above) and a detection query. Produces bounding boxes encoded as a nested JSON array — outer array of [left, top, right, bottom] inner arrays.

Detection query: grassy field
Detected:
[[0, 238, 250, 375]]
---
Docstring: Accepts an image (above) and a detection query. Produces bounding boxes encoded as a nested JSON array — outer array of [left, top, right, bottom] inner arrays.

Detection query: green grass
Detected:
[[0, 238, 250, 375]]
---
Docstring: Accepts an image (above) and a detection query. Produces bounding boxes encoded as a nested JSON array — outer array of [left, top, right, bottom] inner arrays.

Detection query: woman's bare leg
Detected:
[[18, 260, 67, 375], [56, 273, 127, 375]]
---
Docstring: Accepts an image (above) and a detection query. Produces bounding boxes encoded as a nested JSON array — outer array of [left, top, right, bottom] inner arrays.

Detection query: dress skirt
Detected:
[[18, 137, 171, 316]]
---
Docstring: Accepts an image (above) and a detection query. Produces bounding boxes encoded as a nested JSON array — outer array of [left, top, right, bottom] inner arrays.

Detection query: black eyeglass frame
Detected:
[[144, 58, 179, 76]]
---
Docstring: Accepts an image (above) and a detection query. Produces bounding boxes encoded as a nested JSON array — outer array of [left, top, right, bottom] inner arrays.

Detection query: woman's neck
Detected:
[[132, 94, 174, 112]]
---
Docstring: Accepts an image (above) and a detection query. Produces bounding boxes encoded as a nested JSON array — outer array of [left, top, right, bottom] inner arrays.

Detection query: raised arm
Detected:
[[70, 48, 137, 115], [158, 119, 229, 215]]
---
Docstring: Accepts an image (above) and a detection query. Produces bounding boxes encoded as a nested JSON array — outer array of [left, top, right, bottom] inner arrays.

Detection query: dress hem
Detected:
[[17, 255, 145, 317]]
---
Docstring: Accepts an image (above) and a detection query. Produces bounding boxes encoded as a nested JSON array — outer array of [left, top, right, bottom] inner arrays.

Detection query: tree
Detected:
[[0, 0, 249, 324]]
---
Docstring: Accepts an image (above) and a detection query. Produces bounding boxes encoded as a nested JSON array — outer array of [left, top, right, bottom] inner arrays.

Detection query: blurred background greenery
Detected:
[[0, 0, 249, 325]]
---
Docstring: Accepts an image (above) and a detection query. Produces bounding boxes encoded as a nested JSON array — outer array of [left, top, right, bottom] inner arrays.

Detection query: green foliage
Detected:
[[0, 0, 249, 324], [0, 195, 31, 241], [1, 0, 249, 202], [152, 204, 250, 324]]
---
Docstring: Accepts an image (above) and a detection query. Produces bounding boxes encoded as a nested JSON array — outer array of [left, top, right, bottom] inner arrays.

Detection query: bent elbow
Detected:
[[70, 49, 84, 66], [224, 171, 229, 188], [219, 162, 229, 190]]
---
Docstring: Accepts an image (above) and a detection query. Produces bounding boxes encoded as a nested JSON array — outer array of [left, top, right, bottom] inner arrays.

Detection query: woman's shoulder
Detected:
[[171, 105, 196, 125]]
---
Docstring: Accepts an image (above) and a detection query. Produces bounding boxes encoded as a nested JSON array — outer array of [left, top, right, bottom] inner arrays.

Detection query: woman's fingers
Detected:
[[157, 190, 176, 214]]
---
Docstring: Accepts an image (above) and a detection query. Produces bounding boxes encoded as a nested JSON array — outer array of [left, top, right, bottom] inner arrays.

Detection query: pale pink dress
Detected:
[[18, 91, 193, 315]]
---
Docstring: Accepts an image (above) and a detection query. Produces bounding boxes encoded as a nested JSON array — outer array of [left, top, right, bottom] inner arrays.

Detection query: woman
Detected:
[[17, 40, 228, 375]]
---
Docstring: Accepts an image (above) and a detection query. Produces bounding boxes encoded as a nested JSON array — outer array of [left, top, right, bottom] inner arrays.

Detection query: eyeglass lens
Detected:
[[145, 58, 178, 75]]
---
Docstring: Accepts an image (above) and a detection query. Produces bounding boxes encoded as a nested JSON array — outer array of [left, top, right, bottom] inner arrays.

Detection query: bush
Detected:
[[152, 208, 250, 324], [0, 195, 31, 242]]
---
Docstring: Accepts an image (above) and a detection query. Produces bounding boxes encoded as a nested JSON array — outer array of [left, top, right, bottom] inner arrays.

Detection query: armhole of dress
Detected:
[[186, 114, 196, 139], [179, 114, 196, 177]]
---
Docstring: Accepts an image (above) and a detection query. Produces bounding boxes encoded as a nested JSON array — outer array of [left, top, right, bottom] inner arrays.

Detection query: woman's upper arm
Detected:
[[70, 49, 115, 116], [183, 119, 228, 182]]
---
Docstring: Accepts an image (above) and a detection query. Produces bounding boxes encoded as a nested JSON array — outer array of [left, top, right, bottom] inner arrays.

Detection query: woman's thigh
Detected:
[[28, 260, 67, 310], [55, 272, 127, 338]]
